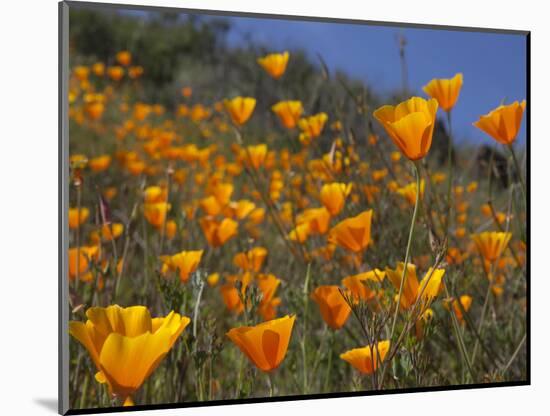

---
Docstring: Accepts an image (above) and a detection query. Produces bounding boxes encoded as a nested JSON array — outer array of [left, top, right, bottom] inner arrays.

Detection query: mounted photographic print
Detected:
[[59, 1, 530, 414]]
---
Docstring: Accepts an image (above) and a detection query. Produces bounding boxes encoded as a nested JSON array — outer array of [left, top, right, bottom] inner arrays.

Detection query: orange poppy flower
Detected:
[[101, 223, 124, 241], [444, 295, 473, 324], [226, 199, 256, 220], [373, 97, 438, 161], [272, 100, 304, 129], [257, 273, 282, 321], [328, 210, 373, 253], [243, 144, 268, 170], [385, 263, 445, 310], [68, 207, 90, 229], [296, 207, 331, 235], [144, 186, 167, 204], [220, 273, 252, 314], [320, 182, 352, 216], [473, 100, 526, 145], [311, 286, 351, 330], [471, 231, 512, 263], [143, 202, 171, 229], [396, 179, 425, 205], [89, 155, 112, 172], [341, 269, 386, 302], [226, 315, 296, 372], [69, 305, 189, 405], [115, 50, 132, 66], [73, 66, 89, 81], [340, 340, 390, 374], [160, 250, 203, 282], [199, 217, 238, 247], [233, 247, 268, 272], [298, 113, 328, 138], [68, 245, 99, 280], [207, 273, 220, 287], [288, 222, 311, 243], [165, 220, 177, 240], [107, 66, 125, 81], [422, 73, 463, 112], [257, 51, 289, 79], [91, 62, 105, 77], [224, 97, 256, 125]]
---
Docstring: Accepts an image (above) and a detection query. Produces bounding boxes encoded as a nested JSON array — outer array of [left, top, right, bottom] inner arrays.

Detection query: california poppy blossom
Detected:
[[69, 207, 90, 229], [224, 97, 256, 125], [328, 210, 373, 253], [226, 315, 296, 372], [444, 295, 473, 324], [471, 231, 512, 263], [373, 97, 438, 161], [143, 202, 171, 229], [320, 182, 352, 216], [100, 223, 124, 241], [199, 217, 238, 247], [220, 273, 252, 314], [272, 100, 304, 129], [298, 113, 328, 138], [68, 245, 99, 280], [473, 100, 526, 145], [226, 199, 256, 220], [69, 305, 190, 405], [244, 144, 268, 170], [73, 65, 90, 81], [233, 247, 268, 272], [396, 179, 425, 205], [311, 285, 352, 329], [289, 222, 311, 243], [296, 207, 331, 235], [115, 50, 132, 66], [89, 155, 112, 172], [340, 340, 391, 375], [257, 273, 282, 321], [107, 66, 125, 81], [144, 186, 167, 204], [422, 73, 463, 112], [385, 263, 445, 310], [342, 269, 386, 302], [160, 250, 204, 282], [257, 51, 289, 79]]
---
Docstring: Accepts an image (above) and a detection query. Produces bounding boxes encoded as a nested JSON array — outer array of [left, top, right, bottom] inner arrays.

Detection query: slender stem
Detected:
[[471, 273, 493, 365], [507, 144, 526, 202], [78, 371, 89, 409], [445, 110, 454, 239], [501, 333, 526, 376], [301, 262, 311, 394], [192, 279, 205, 339], [444, 283, 476, 382], [75, 184, 82, 291], [235, 354, 244, 398], [380, 161, 421, 387], [323, 330, 334, 392], [267, 372, 274, 397]]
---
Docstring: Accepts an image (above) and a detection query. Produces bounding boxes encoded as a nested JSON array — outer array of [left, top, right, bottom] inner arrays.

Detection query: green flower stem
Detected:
[[301, 262, 312, 394], [471, 268, 494, 366], [508, 144, 526, 202], [444, 283, 476, 382], [445, 110, 454, 239], [380, 161, 421, 387]]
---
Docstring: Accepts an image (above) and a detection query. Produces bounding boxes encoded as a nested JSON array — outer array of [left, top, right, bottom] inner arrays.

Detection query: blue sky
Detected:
[[113, 7, 527, 143], [221, 15, 527, 143]]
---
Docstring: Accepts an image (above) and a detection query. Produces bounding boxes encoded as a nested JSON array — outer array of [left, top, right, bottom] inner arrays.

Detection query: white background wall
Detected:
[[0, 0, 544, 414]]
